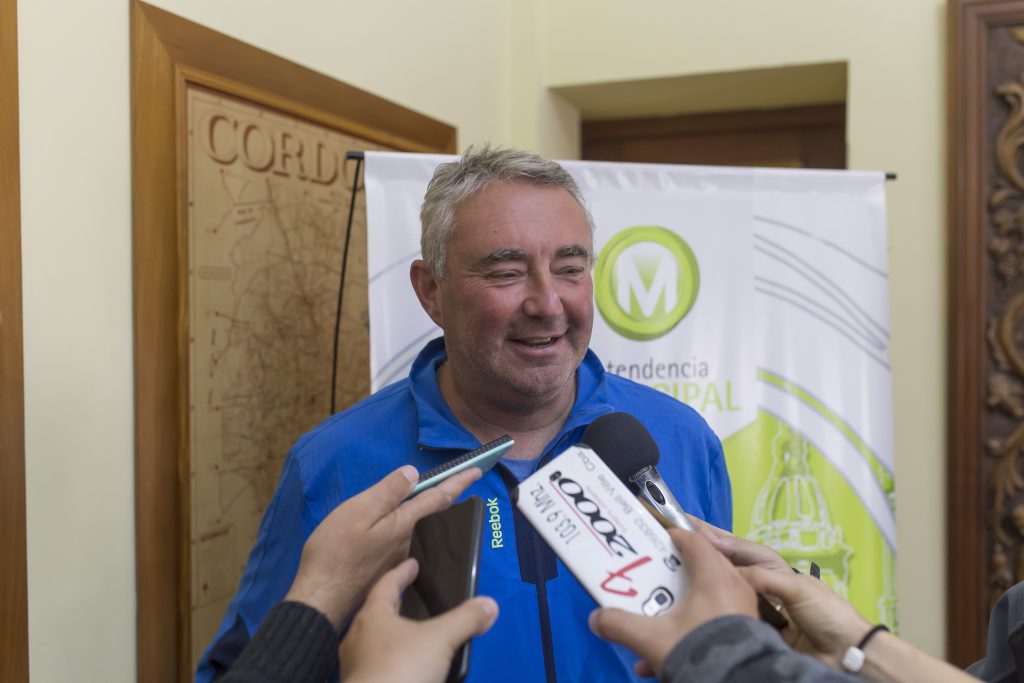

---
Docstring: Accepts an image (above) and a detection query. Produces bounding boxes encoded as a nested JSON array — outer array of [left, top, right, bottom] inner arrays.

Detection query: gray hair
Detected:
[[419, 145, 595, 278]]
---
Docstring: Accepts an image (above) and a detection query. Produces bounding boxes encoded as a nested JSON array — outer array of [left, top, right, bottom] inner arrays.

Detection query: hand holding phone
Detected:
[[284, 465, 480, 629], [399, 497, 485, 683], [339, 555, 497, 683]]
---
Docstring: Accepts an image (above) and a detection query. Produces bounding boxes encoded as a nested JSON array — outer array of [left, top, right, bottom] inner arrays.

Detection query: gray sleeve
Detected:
[[661, 615, 860, 683], [965, 580, 1024, 681]]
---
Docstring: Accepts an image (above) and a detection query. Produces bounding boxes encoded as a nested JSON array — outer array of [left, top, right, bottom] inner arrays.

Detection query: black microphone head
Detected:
[[581, 412, 660, 483]]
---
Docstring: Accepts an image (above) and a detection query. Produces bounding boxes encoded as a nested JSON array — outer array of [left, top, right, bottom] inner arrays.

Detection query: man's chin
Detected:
[[502, 366, 577, 400]]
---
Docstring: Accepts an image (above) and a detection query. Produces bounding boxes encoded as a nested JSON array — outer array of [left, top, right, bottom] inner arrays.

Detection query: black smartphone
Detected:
[[399, 496, 485, 683]]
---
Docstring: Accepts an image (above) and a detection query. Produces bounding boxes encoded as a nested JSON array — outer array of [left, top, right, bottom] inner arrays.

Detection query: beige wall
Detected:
[[18, 0, 946, 679], [19, 1, 136, 680]]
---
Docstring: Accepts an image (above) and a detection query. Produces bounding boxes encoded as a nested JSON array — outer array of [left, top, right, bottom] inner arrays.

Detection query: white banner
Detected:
[[364, 152, 895, 625]]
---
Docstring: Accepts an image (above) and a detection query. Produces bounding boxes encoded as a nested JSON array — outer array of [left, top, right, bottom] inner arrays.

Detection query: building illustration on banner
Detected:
[[731, 196, 896, 627], [748, 422, 853, 595]]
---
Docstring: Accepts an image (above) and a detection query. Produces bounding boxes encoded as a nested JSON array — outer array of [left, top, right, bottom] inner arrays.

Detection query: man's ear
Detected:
[[410, 259, 444, 328]]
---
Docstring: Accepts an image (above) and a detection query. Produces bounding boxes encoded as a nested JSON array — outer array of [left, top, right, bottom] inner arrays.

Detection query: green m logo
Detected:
[[594, 226, 700, 340]]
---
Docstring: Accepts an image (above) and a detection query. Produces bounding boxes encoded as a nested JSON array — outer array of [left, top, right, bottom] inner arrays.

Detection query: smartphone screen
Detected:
[[400, 496, 484, 683]]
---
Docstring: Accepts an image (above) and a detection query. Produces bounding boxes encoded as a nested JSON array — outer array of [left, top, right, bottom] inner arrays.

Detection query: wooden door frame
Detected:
[[581, 103, 846, 169], [947, 0, 1024, 665], [0, 0, 29, 680]]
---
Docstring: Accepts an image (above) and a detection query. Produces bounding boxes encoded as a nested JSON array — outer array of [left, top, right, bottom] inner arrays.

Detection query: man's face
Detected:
[[416, 181, 594, 405]]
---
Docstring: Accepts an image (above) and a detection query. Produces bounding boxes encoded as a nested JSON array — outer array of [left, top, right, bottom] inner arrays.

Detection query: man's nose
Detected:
[[523, 272, 562, 318]]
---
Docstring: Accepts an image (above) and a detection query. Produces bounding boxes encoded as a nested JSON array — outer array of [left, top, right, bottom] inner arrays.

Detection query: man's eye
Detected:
[[489, 270, 520, 280]]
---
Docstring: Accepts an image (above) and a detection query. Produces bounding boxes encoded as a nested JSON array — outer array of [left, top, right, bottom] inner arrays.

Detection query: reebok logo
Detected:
[[487, 497, 504, 549]]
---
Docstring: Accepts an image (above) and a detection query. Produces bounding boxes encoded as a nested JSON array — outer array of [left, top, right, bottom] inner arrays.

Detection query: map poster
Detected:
[[185, 85, 385, 665]]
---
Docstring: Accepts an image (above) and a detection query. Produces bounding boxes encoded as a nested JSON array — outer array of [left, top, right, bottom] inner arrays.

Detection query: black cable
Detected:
[[330, 154, 363, 415]]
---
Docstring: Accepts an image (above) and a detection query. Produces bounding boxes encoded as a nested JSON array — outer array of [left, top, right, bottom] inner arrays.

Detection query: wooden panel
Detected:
[[582, 104, 846, 170], [948, 0, 1024, 666], [0, 0, 29, 680], [132, 3, 182, 678], [130, 3, 455, 682]]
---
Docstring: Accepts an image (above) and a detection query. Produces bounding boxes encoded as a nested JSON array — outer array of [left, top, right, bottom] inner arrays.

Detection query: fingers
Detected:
[[634, 660, 656, 678], [429, 596, 499, 646], [684, 518, 757, 565], [364, 558, 419, 613], [704, 530, 789, 573], [352, 466, 420, 521], [668, 527, 728, 577], [340, 464, 482, 539], [686, 514, 732, 542], [588, 607, 654, 655], [739, 565, 871, 650], [738, 565, 802, 602], [398, 467, 482, 525]]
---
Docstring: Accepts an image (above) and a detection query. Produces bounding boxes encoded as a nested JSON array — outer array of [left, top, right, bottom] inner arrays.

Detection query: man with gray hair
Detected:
[[197, 146, 732, 683]]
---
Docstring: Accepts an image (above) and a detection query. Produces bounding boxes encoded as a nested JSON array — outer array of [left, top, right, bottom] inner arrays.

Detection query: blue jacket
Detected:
[[197, 338, 732, 683]]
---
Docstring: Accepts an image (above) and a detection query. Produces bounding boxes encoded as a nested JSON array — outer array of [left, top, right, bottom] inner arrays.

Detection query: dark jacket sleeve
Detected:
[[966, 581, 1024, 683], [218, 601, 339, 683], [661, 615, 860, 683]]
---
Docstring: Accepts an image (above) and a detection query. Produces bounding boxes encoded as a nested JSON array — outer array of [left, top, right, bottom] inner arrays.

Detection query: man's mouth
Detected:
[[514, 336, 560, 348]]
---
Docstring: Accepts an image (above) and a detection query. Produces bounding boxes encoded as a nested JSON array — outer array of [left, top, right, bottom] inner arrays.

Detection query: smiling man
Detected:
[[196, 147, 732, 683], [411, 179, 595, 459]]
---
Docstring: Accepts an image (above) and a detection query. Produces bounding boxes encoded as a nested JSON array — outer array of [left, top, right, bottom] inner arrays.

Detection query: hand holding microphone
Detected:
[[583, 414, 974, 683]]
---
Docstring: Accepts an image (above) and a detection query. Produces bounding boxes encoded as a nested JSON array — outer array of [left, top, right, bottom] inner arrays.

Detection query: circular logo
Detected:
[[594, 226, 699, 340]]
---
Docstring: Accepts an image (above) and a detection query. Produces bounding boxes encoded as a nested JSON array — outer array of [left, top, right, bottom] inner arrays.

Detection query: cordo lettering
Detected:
[[198, 110, 339, 185]]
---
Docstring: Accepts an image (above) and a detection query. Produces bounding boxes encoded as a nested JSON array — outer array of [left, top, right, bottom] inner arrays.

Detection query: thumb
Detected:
[[589, 607, 656, 654], [352, 466, 419, 522], [363, 558, 419, 613], [428, 596, 499, 647]]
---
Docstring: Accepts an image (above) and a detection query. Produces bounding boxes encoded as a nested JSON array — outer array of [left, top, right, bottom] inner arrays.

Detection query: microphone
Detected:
[[582, 412, 694, 531], [582, 412, 789, 630]]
